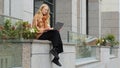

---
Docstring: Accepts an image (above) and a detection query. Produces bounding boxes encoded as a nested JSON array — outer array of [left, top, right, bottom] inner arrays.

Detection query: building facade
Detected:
[[0, 0, 120, 68]]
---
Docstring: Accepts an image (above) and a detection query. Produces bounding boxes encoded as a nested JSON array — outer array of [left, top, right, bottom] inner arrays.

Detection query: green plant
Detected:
[[105, 34, 119, 47], [0, 19, 21, 39], [96, 34, 119, 47], [0, 19, 37, 40], [21, 21, 37, 39], [96, 38, 106, 46]]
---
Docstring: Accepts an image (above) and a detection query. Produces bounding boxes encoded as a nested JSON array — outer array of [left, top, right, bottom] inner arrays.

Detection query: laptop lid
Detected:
[[54, 22, 64, 30]]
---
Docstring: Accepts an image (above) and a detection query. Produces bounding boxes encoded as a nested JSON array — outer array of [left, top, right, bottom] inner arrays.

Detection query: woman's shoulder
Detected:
[[34, 14, 42, 19], [34, 14, 39, 18]]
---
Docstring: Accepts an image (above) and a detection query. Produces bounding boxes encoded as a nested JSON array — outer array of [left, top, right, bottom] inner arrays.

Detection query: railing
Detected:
[[67, 31, 119, 66], [0, 15, 22, 20], [67, 31, 100, 59]]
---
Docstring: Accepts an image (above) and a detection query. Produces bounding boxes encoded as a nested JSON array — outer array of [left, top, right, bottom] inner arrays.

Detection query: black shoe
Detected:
[[52, 58, 62, 66], [50, 49, 59, 59]]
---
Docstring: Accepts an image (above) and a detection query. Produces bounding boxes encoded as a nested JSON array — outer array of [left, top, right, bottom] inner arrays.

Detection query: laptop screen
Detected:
[[54, 22, 64, 30]]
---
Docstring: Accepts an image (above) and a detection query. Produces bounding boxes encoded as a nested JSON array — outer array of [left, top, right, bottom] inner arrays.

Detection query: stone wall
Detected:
[[101, 12, 119, 40]]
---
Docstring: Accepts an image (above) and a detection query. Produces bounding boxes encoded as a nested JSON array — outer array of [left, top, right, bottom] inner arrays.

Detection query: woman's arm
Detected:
[[33, 14, 45, 33], [33, 14, 53, 33]]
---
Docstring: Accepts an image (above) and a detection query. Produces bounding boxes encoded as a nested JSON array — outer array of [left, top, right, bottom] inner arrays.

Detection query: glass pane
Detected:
[[49, 5, 53, 12], [0, 41, 22, 68], [76, 46, 97, 59], [50, 13, 54, 27], [34, 0, 44, 14], [110, 47, 118, 56], [68, 31, 99, 59]]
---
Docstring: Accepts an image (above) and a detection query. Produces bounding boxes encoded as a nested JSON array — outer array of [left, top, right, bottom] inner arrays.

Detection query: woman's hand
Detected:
[[37, 27, 53, 33], [44, 27, 53, 31]]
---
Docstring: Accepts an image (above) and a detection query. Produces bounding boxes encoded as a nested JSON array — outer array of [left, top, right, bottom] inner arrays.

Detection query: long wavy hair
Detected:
[[36, 4, 50, 24]]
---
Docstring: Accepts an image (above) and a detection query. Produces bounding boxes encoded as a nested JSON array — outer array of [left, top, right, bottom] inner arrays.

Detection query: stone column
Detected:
[[0, 0, 3, 14], [22, 42, 31, 68]]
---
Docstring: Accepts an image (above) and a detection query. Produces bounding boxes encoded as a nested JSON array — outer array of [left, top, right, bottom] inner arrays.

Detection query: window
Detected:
[[87, 0, 100, 37], [34, 0, 55, 27]]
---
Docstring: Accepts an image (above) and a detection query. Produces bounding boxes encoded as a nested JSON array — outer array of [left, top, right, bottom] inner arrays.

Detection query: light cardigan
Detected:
[[32, 14, 50, 39]]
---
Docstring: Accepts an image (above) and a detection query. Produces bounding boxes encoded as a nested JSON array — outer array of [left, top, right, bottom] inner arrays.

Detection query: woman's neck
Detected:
[[43, 14, 47, 16]]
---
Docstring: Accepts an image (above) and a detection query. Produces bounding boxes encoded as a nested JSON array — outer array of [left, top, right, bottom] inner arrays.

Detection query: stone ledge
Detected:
[[0, 39, 75, 46], [31, 40, 75, 54], [20, 39, 76, 68]]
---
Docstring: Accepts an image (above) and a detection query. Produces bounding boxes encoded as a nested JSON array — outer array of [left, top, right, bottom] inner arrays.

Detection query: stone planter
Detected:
[[0, 40, 76, 68]]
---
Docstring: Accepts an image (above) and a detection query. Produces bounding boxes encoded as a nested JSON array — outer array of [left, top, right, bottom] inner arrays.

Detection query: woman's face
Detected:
[[42, 6, 49, 15]]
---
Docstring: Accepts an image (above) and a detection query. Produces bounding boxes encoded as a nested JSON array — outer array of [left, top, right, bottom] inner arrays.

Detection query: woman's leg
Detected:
[[38, 30, 63, 66], [48, 30, 63, 53], [38, 30, 63, 54]]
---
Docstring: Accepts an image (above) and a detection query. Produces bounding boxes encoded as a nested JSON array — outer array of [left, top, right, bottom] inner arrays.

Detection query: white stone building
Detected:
[[0, 0, 120, 68]]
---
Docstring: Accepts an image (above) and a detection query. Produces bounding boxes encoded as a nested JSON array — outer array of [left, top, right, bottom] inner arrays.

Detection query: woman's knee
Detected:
[[53, 30, 59, 34], [49, 30, 59, 34], [46, 30, 59, 36]]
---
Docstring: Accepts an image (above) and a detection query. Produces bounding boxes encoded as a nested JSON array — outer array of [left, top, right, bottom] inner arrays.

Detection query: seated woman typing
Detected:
[[32, 4, 63, 67]]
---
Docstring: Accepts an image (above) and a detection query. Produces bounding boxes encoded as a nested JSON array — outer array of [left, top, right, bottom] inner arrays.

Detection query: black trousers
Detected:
[[38, 30, 63, 54]]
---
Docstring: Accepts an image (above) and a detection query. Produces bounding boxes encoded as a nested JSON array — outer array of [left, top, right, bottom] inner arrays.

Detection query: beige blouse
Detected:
[[32, 14, 50, 39]]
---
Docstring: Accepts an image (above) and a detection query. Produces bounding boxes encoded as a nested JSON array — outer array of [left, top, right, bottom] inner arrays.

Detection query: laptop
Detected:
[[54, 22, 64, 30]]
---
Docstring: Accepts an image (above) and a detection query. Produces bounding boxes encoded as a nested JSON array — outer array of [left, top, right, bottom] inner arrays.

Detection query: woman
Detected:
[[32, 4, 63, 66]]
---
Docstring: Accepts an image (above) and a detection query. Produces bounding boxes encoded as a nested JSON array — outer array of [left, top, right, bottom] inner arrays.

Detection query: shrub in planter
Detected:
[[0, 19, 37, 40], [96, 34, 119, 47], [21, 21, 37, 39], [105, 34, 119, 47], [0, 19, 21, 39]]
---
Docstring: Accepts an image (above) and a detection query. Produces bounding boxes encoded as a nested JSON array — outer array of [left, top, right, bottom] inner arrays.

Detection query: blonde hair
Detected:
[[36, 4, 50, 24]]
